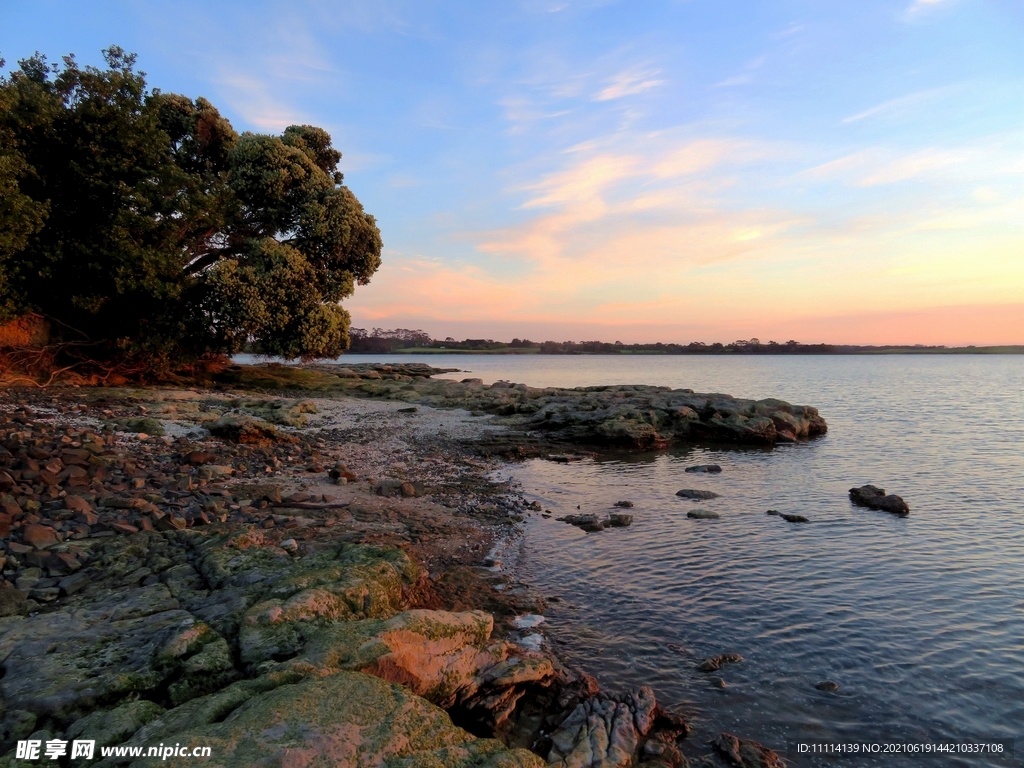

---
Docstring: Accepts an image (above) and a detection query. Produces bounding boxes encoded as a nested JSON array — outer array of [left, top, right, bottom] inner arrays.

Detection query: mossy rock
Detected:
[[123, 671, 543, 768], [66, 700, 166, 749], [227, 398, 318, 427], [108, 417, 165, 436]]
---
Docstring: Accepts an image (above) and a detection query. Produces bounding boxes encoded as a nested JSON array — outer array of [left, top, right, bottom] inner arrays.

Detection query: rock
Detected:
[[64, 495, 94, 515], [779, 513, 808, 523], [560, 514, 604, 532], [697, 653, 743, 672], [22, 524, 59, 550], [186, 450, 218, 465], [849, 485, 909, 515], [58, 571, 90, 596], [45, 552, 81, 575], [685, 464, 722, 473], [198, 464, 234, 480], [118, 671, 543, 768], [111, 417, 165, 436], [676, 489, 720, 500], [294, 610, 501, 705], [548, 687, 657, 768], [237, 544, 417, 665], [712, 732, 785, 768], [66, 700, 166, 749], [608, 513, 633, 527], [109, 522, 141, 535], [765, 510, 779, 516], [207, 415, 293, 445], [278, 538, 298, 553], [613, 500, 634, 508], [0, 580, 28, 616], [815, 680, 839, 692], [687, 510, 720, 520]]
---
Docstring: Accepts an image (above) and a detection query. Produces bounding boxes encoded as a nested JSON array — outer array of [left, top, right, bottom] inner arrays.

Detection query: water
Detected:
[[336, 353, 1024, 766]]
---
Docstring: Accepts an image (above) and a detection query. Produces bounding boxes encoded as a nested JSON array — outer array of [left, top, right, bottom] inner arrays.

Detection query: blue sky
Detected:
[[3, 0, 1023, 343]]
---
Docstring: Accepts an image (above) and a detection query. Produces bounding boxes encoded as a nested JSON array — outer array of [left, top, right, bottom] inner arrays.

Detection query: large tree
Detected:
[[0, 47, 381, 363]]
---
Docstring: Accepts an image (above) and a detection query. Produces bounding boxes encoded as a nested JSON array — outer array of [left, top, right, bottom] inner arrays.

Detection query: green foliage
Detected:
[[0, 47, 381, 364]]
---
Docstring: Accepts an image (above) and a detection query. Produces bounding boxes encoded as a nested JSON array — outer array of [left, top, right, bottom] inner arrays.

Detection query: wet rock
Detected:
[[547, 686, 657, 768], [697, 653, 743, 672], [849, 485, 909, 515], [764, 510, 779, 516], [613, 501, 634, 508], [608, 513, 634, 527], [684, 464, 722, 473], [712, 732, 785, 768], [779, 513, 808, 523], [676, 489, 720, 500], [815, 680, 839, 692], [687, 510, 720, 520], [560, 513, 605, 532]]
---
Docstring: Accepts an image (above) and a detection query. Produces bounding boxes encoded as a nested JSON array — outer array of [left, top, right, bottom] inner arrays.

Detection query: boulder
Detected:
[[849, 485, 909, 515], [117, 671, 544, 768], [712, 732, 785, 768], [547, 687, 657, 768], [675, 489, 719, 500]]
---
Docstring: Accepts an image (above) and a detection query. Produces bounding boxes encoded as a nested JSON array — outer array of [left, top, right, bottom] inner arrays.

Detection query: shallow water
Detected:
[[337, 353, 1024, 767]]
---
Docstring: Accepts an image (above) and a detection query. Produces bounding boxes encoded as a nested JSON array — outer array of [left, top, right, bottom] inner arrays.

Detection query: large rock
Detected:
[[547, 687, 657, 768], [236, 545, 417, 665], [849, 485, 909, 515], [116, 671, 543, 768], [0, 584, 235, 721], [712, 732, 785, 768]]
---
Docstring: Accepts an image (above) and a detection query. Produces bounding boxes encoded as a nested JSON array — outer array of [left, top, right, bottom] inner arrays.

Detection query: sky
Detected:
[[2, 0, 1023, 345]]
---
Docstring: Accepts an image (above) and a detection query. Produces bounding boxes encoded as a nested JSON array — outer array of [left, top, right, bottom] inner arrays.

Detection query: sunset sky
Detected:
[[3, 0, 1023, 345]]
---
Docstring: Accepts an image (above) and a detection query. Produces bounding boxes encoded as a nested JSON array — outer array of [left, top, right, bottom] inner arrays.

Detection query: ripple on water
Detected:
[[482, 355, 1024, 768]]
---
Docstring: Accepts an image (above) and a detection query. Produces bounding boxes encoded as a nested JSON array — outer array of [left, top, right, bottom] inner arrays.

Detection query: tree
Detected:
[[0, 47, 381, 364]]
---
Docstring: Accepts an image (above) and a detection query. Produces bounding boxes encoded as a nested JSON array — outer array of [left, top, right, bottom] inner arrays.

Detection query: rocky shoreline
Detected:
[[0, 364, 815, 767]]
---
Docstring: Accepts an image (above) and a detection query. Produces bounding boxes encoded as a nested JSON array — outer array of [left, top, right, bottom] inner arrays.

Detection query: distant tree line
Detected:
[[341, 330, 936, 355]]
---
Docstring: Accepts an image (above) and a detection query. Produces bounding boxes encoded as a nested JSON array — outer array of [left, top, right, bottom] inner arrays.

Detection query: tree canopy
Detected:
[[0, 47, 382, 365]]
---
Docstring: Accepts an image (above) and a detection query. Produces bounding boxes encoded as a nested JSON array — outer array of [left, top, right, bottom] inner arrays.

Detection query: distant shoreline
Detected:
[[357, 345, 1024, 356]]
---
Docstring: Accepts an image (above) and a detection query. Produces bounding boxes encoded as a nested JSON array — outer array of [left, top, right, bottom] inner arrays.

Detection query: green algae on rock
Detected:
[[117, 671, 544, 768]]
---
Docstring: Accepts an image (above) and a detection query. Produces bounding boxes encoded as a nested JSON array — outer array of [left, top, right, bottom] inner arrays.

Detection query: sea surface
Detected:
[[332, 353, 1024, 767]]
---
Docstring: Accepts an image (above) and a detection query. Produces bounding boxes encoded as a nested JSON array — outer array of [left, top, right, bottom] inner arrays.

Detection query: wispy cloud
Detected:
[[593, 68, 664, 101], [842, 85, 959, 123]]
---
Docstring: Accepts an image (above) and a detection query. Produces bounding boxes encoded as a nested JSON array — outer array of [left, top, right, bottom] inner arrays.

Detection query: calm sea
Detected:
[[335, 353, 1024, 767]]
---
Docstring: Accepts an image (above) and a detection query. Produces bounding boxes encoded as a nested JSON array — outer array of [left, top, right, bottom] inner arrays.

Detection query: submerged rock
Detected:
[[849, 485, 909, 515], [815, 680, 840, 692], [684, 464, 722, 473], [697, 653, 743, 672], [676, 489, 720, 500], [613, 500, 634, 508], [687, 510, 720, 520]]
